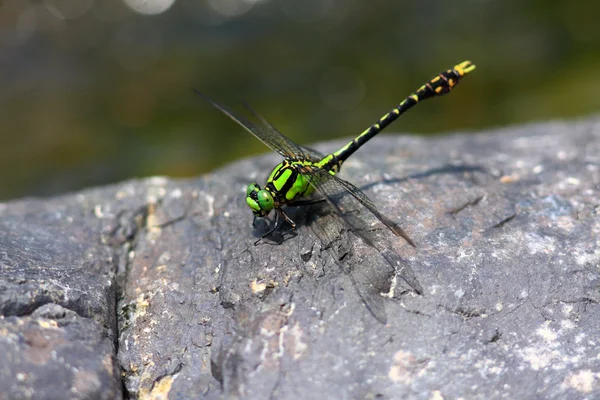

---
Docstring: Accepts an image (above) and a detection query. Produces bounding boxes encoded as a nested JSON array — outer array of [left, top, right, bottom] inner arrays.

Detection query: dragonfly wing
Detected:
[[299, 145, 326, 161], [297, 165, 422, 294], [347, 265, 388, 323], [299, 165, 415, 247], [194, 89, 296, 159], [309, 210, 389, 323], [242, 102, 325, 162], [329, 204, 423, 295], [329, 174, 415, 247], [378, 248, 423, 295]]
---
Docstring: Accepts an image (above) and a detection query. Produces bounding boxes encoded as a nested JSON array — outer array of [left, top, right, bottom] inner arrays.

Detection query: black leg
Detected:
[[254, 209, 297, 246], [255, 211, 281, 245], [254, 213, 279, 246], [277, 209, 297, 228], [272, 209, 298, 244]]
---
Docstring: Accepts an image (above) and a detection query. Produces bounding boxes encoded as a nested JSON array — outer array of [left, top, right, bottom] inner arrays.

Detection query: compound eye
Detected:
[[245, 196, 261, 214], [247, 182, 260, 197], [256, 189, 274, 212]]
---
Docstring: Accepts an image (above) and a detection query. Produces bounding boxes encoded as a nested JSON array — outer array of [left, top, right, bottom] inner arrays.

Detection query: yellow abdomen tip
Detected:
[[455, 60, 476, 76]]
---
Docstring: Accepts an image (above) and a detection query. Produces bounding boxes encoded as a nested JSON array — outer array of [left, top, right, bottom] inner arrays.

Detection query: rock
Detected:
[[0, 304, 121, 399], [1, 118, 599, 399]]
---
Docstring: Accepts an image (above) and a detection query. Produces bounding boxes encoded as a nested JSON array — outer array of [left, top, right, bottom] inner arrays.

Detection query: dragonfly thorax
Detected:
[[245, 160, 317, 217], [246, 182, 274, 217]]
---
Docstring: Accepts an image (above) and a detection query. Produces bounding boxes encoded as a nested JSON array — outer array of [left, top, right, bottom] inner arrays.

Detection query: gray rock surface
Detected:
[[1, 118, 599, 399], [0, 304, 121, 399]]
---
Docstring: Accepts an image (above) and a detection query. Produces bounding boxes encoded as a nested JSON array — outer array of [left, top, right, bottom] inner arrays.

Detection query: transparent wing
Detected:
[[242, 101, 325, 162], [298, 165, 415, 247], [309, 211, 389, 323], [296, 165, 422, 294], [195, 89, 326, 163], [194, 89, 297, 159], [347, 264, 389, 323], [338, 211, 422, 295]]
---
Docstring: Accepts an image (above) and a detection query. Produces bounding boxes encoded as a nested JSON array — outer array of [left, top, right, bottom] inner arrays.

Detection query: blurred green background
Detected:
[[2, 0, 599, 201]]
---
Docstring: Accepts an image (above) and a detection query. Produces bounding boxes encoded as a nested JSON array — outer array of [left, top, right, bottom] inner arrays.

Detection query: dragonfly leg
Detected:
[[277, 209, 297, 228], [275, 209, 300, 243], [255, 211, 278, 245], [254, 209, 297, 246]]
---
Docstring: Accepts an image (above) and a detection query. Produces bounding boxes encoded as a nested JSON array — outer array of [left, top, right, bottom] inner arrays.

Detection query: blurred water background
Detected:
[[1, 0, 599, 201]]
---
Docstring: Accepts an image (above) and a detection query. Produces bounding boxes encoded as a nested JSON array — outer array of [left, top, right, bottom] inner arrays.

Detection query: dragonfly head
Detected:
[[246, 182, 274, 217]]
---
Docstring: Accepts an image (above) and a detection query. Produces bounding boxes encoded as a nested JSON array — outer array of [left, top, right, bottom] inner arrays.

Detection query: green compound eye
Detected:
[[247, 182, 259, 197], [245, 183, 274, 216], [245, 195, 261, 213], [256, 190, 274, 212]]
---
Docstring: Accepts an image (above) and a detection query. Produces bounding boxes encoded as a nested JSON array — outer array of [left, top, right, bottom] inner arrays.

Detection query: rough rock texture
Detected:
[[1, 118, 599, 399], [0, 304, 121, 399]]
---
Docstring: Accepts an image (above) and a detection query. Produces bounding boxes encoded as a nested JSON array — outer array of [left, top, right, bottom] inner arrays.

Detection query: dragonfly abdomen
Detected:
[[331, 102, 416, 166], [322, 61, 475, 169]]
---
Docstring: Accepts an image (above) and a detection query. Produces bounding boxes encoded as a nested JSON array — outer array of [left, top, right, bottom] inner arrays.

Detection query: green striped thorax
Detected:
[[246, 159, 318, 217]]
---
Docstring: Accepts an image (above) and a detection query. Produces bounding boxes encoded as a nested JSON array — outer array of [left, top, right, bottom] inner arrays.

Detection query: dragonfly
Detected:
[[195, 61, 475, 247]]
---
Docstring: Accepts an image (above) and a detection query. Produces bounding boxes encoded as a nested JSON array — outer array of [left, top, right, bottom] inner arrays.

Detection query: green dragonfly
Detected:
[[196, 61, 475, 247]]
